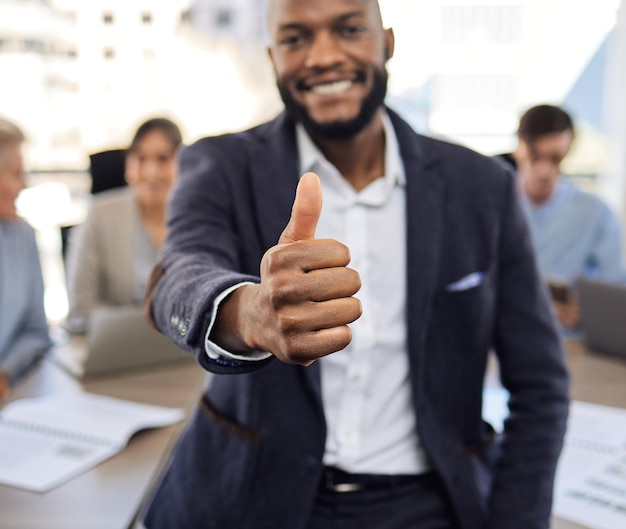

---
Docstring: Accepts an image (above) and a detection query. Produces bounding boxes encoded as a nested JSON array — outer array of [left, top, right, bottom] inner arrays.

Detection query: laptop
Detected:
[[577, 278, 626, 359], [54, 305, 193, 378]]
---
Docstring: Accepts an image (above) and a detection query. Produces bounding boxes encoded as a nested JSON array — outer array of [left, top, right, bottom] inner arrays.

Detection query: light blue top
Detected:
[[519, 177, 626, 285], [0, 219, 51, 383]]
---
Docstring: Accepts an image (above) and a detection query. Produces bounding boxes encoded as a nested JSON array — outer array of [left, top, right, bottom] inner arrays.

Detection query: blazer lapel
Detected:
[[389, 112, 445, 384], [248, 113, 301, 249], [248, 113, 324, 402], [248, 111, 447, 405]]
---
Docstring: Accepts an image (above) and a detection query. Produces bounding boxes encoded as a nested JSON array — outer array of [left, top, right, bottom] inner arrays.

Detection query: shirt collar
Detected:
[[296, 111, 406, 192]]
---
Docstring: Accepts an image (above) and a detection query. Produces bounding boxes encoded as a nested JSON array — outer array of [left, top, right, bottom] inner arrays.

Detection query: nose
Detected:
[[535, 160, 558, 181], [305, 30, 345, 70], [139, 159, 160, 181]]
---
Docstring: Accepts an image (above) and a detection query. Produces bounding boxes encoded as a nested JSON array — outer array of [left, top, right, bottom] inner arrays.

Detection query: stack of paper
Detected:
[[0, 392, 184, 492]]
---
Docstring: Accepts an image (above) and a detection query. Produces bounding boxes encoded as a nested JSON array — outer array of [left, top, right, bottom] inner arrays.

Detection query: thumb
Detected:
[[279, 172, 322, 244]]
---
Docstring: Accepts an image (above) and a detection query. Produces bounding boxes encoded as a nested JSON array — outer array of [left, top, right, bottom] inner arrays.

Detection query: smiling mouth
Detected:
[[310, 79, 353, 96]]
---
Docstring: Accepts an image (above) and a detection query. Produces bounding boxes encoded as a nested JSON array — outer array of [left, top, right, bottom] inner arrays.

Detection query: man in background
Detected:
[[142, 1, 569, 528], [498, 104, 626, 329]]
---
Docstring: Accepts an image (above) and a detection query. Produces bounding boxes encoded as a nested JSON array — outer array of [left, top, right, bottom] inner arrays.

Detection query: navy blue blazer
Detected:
[[143, 110, 569, 529]]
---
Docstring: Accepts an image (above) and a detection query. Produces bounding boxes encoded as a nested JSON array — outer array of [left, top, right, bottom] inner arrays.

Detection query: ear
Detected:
[[384, 28, 395, 61], [267, 46, 279, 75], [512, 140, 527, 163]]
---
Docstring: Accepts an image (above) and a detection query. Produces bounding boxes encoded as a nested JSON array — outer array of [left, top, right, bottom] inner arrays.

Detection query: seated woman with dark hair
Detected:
[[66, 117, 183, 333], [0, 117, 51, 400]]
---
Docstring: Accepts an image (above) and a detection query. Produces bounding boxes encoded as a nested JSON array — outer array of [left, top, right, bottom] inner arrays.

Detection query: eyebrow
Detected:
[[276, 11, 366, 32]]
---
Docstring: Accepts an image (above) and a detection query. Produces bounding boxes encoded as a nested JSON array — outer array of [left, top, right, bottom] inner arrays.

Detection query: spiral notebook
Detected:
[[0, 392, 184, 492]]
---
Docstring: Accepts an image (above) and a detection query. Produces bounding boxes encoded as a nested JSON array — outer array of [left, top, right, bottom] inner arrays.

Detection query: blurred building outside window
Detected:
[[1, 0, 624, 324]]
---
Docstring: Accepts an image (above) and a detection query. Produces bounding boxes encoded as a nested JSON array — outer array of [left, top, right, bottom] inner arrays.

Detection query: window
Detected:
[[442, 5, 523, 44], [141, 11, 153, 24], [102, 11, 115, 25], [24, 39, 45, 54], [433, 74, 519, 110], [103, 47, 116, 60], [215, 9, 233, 29]]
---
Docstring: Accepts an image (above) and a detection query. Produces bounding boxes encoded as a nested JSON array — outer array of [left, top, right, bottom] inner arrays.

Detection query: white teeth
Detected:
[[311, 80, 352, 95]]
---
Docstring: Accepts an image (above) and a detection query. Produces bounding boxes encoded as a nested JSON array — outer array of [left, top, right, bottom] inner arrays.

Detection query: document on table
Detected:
[[0, 392, 185, 493], [553, 401, 626, 529], [482, 391, 626, 529]]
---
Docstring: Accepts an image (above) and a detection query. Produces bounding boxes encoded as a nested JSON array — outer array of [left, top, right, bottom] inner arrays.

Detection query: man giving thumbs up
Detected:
[[143, 1, 568, 528], [211, 172, 362, 366]]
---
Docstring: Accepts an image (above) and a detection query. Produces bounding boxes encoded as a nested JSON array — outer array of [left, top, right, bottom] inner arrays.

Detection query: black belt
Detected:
[[320, 466, 432, 493]]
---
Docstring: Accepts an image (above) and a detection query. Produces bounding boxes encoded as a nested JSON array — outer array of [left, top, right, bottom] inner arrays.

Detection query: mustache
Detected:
[[277, 66, 388, 142], [295, 71, 367, 91]]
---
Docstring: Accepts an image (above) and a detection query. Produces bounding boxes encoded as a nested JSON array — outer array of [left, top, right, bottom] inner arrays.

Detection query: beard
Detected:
[[277, 67, 389, 142]]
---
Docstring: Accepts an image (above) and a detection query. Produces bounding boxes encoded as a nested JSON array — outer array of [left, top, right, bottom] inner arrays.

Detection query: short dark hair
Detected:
[[517, 104, 574, 143], [128, 117, 182, 154]]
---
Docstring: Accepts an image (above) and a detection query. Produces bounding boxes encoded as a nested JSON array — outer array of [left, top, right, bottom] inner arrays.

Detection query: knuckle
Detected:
[[282, 334, 310, 363], [351, 298, 363, 320], [263, 247, 287, 273], [336, 241, 352, 265], [339, 325, 353, 347], [347, 268, 362, 291]]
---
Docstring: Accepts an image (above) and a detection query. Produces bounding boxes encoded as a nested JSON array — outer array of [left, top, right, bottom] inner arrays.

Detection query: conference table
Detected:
[[0, 350, 208, 529], [550, 339, 626, 529], [1, 339, 625, 529]]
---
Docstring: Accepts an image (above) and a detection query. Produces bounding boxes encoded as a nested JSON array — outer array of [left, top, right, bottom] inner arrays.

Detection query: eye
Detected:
[[279, 32, 308, 49], [338, 24, 367, 39]]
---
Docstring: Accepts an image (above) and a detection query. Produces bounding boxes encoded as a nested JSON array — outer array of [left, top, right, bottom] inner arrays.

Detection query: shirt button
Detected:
[[341, 429, 357, 444]]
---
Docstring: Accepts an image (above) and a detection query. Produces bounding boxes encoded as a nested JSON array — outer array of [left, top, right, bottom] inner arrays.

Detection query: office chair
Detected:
[[60, 149, 127, 270], [88, 149, 127, 195]]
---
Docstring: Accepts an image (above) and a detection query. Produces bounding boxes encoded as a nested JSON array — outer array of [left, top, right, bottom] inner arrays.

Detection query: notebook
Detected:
[[577, 278, 626, 359], [0, 392, 184, 492], [54, 305, 192, 378]]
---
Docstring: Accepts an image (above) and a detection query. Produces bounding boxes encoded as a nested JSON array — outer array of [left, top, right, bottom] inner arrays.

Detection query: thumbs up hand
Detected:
[[278, 171, 323, 244], [211, 172, 362, 366]]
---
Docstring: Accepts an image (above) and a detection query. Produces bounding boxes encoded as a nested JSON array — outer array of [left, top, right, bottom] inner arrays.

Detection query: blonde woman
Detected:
[[0, 117, 51, 400]]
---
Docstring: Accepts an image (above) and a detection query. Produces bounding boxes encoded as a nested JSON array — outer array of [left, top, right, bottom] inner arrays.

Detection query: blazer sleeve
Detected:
[[148, 141, 273, 375], [487, 174, 570, 528]]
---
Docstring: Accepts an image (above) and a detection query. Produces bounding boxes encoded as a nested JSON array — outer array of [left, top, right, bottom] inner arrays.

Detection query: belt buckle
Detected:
[[325, 470, 364, 493]]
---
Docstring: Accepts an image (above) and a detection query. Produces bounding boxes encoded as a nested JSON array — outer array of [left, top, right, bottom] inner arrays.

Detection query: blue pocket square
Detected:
[[446, 272, 484, 292]]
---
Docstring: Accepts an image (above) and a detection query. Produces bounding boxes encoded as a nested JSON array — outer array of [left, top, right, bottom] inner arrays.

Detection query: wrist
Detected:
[[211, 284, 258, 353]]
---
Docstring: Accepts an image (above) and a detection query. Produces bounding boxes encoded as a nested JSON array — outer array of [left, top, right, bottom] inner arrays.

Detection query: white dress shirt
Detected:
[[205, 114, 430, 475]]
